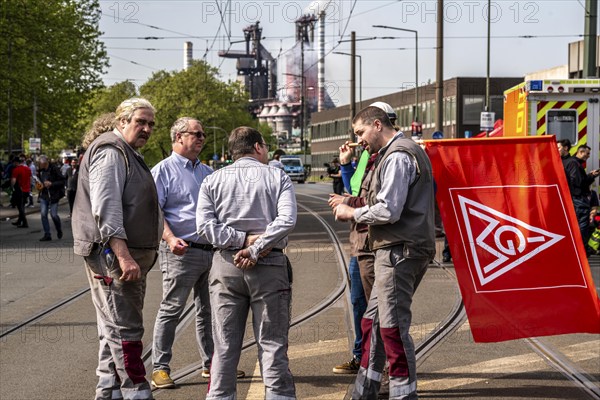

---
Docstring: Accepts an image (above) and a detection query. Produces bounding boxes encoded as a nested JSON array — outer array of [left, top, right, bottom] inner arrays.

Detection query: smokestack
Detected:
[[184, 41, 193, 70], [318, 11, 326, 112]]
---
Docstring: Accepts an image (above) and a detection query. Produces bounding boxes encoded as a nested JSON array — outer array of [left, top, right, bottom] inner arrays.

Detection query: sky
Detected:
[[99, 0, 593, 106]]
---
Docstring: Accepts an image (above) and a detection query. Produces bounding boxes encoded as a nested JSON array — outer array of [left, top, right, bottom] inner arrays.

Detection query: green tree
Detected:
[[72, 80, 138, 147], [0, 0, 108, 157], [139, 60, 267, 166]]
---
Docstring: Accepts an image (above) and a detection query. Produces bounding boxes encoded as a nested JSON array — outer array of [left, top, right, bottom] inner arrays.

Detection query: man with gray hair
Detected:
[[37, 155, 65, 241], [197, 126, 297, 399], [150, 118, 245, 389], [73, 97, 160, 400]]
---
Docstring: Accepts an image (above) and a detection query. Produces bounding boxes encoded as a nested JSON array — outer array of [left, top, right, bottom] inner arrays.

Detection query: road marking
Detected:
[[245, 338, 350, 399], [420, 340, 599, 390]]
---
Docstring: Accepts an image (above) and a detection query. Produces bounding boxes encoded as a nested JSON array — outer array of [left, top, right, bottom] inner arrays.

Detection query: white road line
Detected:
[[420, 340, 600, 390], [245, 338, 350, 398]]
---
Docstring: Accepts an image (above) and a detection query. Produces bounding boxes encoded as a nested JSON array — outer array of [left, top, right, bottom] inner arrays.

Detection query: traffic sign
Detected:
[[480, 112, 495, 132], [29, 138, 41, 152]]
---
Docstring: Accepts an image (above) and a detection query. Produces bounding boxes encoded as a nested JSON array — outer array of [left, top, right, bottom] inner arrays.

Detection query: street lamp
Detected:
[[373, 25, 419, 123], [333, 51, 362, 110], [205, 126, 228, 161]]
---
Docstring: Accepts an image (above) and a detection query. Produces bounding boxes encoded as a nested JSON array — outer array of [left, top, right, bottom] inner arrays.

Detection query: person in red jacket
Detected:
[[11, 155, 32, 228]]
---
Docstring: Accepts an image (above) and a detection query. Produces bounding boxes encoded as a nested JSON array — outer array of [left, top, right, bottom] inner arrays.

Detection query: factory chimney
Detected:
[[184, 41, 193, 70], [317, 11, 326, 112]]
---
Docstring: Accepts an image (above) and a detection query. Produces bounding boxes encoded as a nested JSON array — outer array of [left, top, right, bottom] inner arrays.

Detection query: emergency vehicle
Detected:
[[503, 79, 599, 181]]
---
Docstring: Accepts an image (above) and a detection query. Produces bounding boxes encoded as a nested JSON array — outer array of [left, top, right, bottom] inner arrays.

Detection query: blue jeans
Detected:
[[40, 199, 62, 237], [349, 256, 367, 360]]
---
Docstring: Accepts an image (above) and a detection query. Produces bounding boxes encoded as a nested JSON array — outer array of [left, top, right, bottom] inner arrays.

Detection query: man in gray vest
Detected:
[[73, 98, 160, 400], [197, 126, 297, 399], [334, 106, 435, 400]]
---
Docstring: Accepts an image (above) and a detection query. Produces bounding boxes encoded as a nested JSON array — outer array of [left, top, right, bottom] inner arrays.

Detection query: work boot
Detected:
[[201, 368, 245, 379], [39, 235, 51, 242], [151, 370, 175, 389], [332, 357, 360, 374]]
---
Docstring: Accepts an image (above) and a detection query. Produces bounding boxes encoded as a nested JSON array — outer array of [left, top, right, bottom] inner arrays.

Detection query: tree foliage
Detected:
[[139, 60, 269, 165], [0, 0, 108, 156]]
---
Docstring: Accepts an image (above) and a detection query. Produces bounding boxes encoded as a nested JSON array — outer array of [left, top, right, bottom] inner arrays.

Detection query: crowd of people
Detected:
[[2, 152, 80, 240], [3, 95, 598, 400], [557, 139, 600, 255], [69, 98, 296, 400]]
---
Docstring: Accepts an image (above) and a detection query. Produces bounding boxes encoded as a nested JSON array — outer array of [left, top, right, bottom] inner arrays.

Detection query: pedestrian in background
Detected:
[[197, 126, 297, 399], [564, 144, 600, 250], [10, 155, 31, 228], [328, 157, 344, 195], [66, 158, 79, 217], [73, 98, 160, 400], [268, 150, 285, 170], [334, 106, 435, 399], [37, 155, 64, 241], [26, 158, 36, 207]]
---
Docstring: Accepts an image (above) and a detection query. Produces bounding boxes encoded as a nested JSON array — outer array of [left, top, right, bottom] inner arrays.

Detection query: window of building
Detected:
[[463, 95, 504, 125], [547, 109, 577, 143], [463, 95, 485, 125], [444, 96, 456, 125]]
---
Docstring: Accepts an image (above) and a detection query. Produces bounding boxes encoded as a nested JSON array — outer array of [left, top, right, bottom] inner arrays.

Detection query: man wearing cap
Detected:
[[334, 105, 435, 399], [330, 102, 398, 376]]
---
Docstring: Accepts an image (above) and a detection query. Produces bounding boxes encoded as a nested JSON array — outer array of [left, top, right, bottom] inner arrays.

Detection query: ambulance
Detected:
[[503, 79, 599, 184]]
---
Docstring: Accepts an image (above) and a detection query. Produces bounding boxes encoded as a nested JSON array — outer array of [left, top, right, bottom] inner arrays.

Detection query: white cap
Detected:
[[369, 101, 397, 121]]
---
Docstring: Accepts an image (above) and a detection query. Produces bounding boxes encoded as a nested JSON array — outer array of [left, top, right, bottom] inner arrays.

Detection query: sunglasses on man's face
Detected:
[[181, 131, 206, 139]]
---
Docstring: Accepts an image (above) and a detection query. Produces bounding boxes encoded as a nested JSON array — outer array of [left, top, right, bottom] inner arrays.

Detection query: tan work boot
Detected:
[[151, 369, 176, 389]]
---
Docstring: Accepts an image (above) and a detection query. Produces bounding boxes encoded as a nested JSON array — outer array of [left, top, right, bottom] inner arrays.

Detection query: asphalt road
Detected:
[[0, 183, 598, 399]]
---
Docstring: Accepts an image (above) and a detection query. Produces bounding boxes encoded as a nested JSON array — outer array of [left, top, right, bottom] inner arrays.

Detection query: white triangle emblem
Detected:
[[457, 195, 565, 286]]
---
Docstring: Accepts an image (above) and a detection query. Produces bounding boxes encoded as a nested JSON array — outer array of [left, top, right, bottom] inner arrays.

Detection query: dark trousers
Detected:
[[573, 196, 591, 244], [67, 190, 77, 214], [14, 188, 28, 226], [333, 179, 344, 195]]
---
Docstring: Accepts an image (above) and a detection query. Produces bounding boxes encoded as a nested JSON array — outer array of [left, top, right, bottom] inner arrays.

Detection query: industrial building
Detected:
[[309, 76, 523, 174]]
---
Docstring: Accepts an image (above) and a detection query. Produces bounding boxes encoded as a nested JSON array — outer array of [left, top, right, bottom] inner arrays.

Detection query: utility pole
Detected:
[[7, 39, 13, 154], [350, 31, 356, 142], [584, 0, 598, 77], [435, 0, 444, 132], [485, 0, 491, 113]]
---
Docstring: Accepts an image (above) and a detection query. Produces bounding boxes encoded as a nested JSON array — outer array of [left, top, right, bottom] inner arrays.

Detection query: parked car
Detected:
[[280, 156, 306, 184]]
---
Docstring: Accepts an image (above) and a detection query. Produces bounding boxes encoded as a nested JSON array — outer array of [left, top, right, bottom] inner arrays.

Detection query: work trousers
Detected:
[[152, 241, 213, 372], [85, 246, 157, 400], [352, 245, 429, 400], [206, 250, 295, 400]]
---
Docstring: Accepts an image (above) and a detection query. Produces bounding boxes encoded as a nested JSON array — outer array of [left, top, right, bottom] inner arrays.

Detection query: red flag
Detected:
[[425, 136, 600, 342]]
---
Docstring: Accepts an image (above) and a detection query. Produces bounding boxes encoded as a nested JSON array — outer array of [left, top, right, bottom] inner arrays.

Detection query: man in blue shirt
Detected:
[[150, 117, 244, 389]]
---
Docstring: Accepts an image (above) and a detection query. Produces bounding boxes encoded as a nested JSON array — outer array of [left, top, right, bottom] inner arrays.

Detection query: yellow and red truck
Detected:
[[503, 79, 599, 181]]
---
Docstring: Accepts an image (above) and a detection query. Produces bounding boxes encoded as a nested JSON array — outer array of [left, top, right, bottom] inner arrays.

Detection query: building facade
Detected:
[[309, 77, 523, 174]]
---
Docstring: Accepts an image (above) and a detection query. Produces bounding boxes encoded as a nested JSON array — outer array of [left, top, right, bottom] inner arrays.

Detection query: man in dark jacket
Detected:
[[37, 156, 64, 241], [564, 144, 600, 247]]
